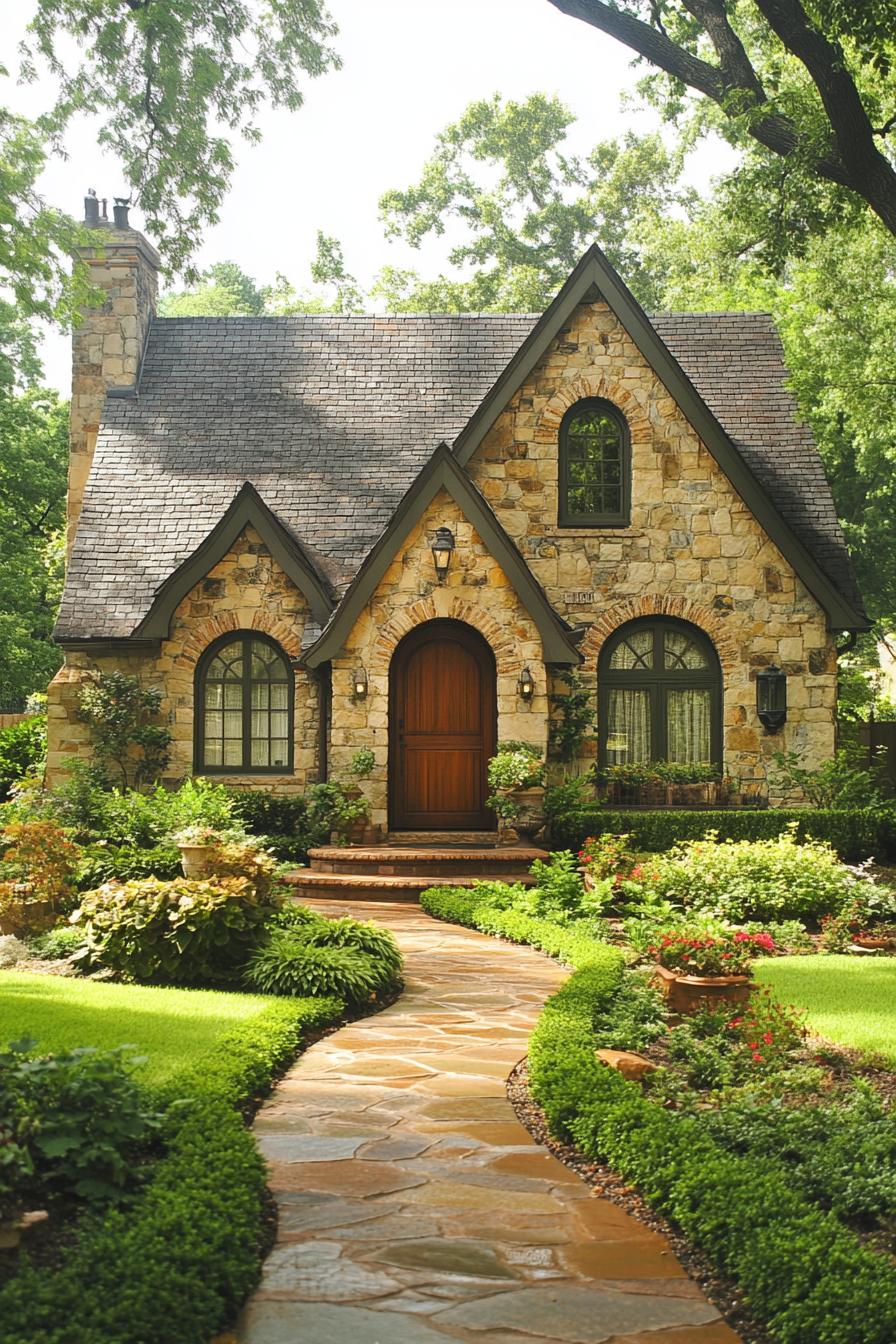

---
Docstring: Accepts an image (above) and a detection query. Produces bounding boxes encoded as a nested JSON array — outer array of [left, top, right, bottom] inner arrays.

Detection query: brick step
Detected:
[[307, 844, 545, 880], [284, 869, 536, 905]]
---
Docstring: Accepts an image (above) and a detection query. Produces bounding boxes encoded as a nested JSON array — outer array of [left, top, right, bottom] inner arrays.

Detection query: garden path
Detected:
[[235, 899, 738, 1344]]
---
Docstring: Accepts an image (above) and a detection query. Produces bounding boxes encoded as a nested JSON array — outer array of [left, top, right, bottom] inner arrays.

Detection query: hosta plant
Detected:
[[246, 930, 394, 1002]]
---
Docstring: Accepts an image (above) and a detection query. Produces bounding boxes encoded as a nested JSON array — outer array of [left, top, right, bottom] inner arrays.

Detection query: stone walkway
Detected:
[[236, 900, 738, 1344]]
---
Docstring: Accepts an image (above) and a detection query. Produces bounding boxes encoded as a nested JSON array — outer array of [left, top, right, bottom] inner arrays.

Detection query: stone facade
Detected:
[[47, 528, 319, 791], [466, 300, 837, 787]]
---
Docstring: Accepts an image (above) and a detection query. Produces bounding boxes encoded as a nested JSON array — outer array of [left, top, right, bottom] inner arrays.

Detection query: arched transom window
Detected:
[[559, 398, 630, 527], [195, 633, 293, 774], [599, 619, 721, 767]]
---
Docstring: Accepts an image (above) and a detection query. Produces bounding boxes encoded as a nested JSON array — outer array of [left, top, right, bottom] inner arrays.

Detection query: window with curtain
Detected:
[[599, 619, 721, 767], [558, 398, 630, 527], [195, 633, 293, 774]]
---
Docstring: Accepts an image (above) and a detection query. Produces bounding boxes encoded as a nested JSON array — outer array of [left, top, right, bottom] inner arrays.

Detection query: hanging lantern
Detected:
[[430, 526, 455, 582], [352, 667, 368, 699], [517, 666, 535, 701], [756, 664, 787, 732]]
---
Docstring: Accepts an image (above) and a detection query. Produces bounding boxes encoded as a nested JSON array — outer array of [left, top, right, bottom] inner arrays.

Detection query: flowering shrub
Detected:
[[2, 820, 81, 910], [659, 990, 807, 1095], [578, 832, 638, 883], [724, 989, 806, 1068], [486, 747, 546, 821], [650, 928, 776, 976], [623, 825, 866, 922]]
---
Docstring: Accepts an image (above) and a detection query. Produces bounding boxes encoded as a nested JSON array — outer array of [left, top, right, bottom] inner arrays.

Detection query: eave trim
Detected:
[[304, 443, 581, 667]]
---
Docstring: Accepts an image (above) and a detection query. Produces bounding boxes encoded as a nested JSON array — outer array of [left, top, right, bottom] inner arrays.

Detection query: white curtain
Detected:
[[606, 689, 651, 762], [666, 688, 711, 762]]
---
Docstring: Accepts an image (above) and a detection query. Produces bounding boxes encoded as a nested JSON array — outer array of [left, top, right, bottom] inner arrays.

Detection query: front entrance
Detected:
[[389, 620, 497, 830]]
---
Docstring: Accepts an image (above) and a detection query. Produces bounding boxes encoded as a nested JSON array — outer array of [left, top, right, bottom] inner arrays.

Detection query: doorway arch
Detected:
[[389, 619, 497, 830]]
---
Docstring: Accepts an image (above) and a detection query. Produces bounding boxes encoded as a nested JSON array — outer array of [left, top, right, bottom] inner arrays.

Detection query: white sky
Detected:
[[5, 0, 733, 395]]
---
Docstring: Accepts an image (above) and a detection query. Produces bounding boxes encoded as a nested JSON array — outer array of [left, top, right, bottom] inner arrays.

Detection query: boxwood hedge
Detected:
[[0, 995, 343, 1344], [422, 884, 896, 1344], [549, 806, 896, 862]]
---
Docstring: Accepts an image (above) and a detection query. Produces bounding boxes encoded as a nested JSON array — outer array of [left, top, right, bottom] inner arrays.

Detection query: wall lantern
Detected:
[[352, 667, 368, 699], [756, 664, 787, 732], [517, 666, 535, 701], [430, 526, 455, 583]]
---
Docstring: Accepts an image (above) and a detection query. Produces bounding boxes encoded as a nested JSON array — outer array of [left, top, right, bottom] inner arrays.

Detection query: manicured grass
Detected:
[[755, 955, 896, 1063], [0, 971, 278, 1084]]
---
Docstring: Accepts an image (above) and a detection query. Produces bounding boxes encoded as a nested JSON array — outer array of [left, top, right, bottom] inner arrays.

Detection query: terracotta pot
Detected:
[[653, 963, 754, 1014], [177, 843, 216, 879]]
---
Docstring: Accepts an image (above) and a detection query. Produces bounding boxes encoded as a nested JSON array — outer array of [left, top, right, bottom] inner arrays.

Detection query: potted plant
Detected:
[[171, 824, 226, 878], [486, 743, 546, 843], [336, 748, 375, 845], [649, 927, 776, 1013]]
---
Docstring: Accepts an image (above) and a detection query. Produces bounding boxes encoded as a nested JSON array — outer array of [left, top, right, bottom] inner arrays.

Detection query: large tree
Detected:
[[547, 1, 896, 242]]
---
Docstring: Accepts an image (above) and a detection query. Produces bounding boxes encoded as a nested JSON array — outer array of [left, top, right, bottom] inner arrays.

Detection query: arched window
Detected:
[[598, 618, 721, 767], [559, 398, 630, 527], [195, 633, 293, 774]]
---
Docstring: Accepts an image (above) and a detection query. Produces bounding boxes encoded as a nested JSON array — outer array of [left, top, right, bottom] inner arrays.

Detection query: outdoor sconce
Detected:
[[430, 526, 455, 583], [517, 666, 535, 701], [756, 664, 787, 733], [352, 667, 368, 699]]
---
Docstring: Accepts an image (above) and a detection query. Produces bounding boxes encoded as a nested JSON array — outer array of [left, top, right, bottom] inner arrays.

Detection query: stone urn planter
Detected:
[[653, 963, 754, 1014], [511, 786, 546, 842], [177, 844, 216, 879]]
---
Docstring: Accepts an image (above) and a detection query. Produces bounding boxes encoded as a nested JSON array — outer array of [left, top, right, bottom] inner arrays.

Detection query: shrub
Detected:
[[769, 748, 892, 809], [592, 971, 666, 1052], [626, 827, 868, 923], [0, 716, 46, 801], [2, 820, 81, 911], [77, 671, 172, 789], [27, 925, 86, 960], [75, 840, 183, 890], [0, 1038, 165, 1221], [292, 915, 403, 978], [526, 849, 591, 923], [205, 840, 276, 899], [550, 805, 896, 862], [74, 875, 279, 985], [246, 929, 393, 1001]]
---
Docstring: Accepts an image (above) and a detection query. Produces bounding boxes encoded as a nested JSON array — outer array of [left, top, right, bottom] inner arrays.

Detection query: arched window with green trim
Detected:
[[559, 398, 630, 527], [598, 618, 722, 768], [195, 632, 293, 774]]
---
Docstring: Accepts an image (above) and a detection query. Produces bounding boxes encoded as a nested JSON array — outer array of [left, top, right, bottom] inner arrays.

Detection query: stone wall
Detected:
[[47, 528, 318, 791], [466, 299, 837, 791], [328, 489, 548, 831], [68, 225, 159, 556]]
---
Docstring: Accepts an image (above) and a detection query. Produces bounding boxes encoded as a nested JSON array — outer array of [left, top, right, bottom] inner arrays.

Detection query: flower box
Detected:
[[652, 963, 754, 1014]]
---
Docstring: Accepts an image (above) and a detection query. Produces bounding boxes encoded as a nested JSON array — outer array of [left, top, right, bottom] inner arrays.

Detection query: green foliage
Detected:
[[290, 915, 403, 979], [26, 924, 85, 960], [544, 773, 597, 822], [75, 875, 280, 985], [77, 673, 172, 789], [627, 828, 867, 923], [526, 850, 590, 924], [0, 996, 343, 1343], [0, 1038, 164, 1219], [591, 971, 666, 1053], [769, 748, 892, 809], [549, 806, 896, 863], [0, 716, 46, 801], [548, 669, 594, 763], [246, 929, 394, 1002], [75, 841, 183, 891], [348, 748, 375, 778]]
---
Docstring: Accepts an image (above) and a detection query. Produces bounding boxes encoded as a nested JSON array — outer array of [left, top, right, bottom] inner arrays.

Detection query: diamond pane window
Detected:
[[197, 633, 293, 774], [559, 399, 630, 526]]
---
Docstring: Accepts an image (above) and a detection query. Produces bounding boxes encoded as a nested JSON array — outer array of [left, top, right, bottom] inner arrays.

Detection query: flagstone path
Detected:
[[236, 899, 738, 1344]]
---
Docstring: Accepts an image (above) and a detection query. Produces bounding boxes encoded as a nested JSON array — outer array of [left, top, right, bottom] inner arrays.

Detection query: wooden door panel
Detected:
[[390, 621, 496, 831]]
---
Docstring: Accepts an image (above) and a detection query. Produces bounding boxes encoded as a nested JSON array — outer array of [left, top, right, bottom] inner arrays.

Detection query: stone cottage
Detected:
[[48, 203, 867, 831]]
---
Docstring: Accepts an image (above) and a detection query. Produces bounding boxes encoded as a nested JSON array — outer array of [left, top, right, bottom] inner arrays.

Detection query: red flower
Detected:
[[752, 1051, 763, 1063], [762, 1032, 774, 1045]]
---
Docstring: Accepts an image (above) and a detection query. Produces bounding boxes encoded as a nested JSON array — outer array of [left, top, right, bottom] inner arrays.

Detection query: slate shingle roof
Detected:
[[56, 310, 862, 640]]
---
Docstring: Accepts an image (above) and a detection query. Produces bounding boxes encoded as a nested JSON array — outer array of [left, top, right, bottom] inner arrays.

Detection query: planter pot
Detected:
[[652, 963, 754, 1014], [853, 934, 896, 952], [512, 786, 545, 842], [177, 844, 216, 879]]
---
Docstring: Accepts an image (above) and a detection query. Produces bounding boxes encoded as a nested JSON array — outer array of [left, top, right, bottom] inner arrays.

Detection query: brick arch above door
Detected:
[[369, 595, 525, 678], [578, 595, 738, 676]]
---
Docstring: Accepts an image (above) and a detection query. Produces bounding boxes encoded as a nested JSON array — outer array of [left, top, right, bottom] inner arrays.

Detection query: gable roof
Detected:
[[304, 443, 581, 667], [55, 282, 866, 643], [453, 246, 866, 631]]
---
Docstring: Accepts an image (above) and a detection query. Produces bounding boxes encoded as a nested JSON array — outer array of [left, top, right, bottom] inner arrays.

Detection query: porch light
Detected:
[[756, 664, 787, 732], [352, 667, 368, 699], [430, 526, 455, 583], [517, 666, 535, 701]]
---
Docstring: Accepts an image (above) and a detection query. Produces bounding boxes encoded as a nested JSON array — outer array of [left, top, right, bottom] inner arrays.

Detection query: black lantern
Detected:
[[430, 526, 455, 582], [352, 667, 368, 699], [517, 666, 535, 701], [756, 664, 787, 732]]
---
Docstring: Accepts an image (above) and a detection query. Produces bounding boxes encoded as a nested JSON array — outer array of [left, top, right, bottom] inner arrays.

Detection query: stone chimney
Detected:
[[68, 191, 160, 555]]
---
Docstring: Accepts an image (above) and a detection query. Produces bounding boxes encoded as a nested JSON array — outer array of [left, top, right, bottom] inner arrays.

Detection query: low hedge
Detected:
[[424, 885, 896, 1344], [0, 995, 343, 1344], [549, 806, 896, 862]]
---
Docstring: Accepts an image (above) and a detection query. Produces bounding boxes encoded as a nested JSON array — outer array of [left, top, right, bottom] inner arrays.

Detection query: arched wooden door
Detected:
[[390, 620, 497, 830]]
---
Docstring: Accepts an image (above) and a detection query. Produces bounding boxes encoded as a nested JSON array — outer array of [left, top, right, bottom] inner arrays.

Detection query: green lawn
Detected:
[[756, 955, 896, 1063], [0, 972, 277, 1084]]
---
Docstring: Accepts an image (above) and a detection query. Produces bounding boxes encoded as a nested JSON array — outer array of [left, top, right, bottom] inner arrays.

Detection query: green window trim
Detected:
[[598, 617, 722, 769], [194, 631, 295, 776], [558, 397, 631, 528]]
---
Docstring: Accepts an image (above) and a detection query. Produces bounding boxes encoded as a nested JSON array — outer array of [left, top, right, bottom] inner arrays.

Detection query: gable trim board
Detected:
[[453, 245, 868, 633], [304, 442, 582, 668], [129, 482, 336, 641]]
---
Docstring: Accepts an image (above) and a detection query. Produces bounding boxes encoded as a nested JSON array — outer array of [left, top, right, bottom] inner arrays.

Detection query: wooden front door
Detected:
[[390, 621, 496, 830]]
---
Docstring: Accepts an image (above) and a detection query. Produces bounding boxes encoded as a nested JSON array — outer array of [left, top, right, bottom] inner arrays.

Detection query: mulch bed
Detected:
[[507, 1057, 773, 1344]]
